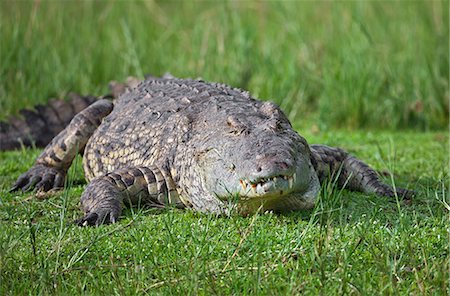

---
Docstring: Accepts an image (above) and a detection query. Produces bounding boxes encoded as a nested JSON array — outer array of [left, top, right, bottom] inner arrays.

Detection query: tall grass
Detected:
[[0, 1, 448, 130]]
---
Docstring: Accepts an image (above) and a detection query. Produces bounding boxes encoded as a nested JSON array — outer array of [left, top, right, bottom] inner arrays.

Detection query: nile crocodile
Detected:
[[0, 77, 140, 150], [10, 76, 413, 226]]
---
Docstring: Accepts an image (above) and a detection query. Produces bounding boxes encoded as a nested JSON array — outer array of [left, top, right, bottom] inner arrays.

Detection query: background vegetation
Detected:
[[0, 1, 448, 295], [1, 1, 448, 129]]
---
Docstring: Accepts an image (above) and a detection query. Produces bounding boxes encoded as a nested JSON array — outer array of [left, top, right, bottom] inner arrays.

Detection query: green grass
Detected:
[[0, 1, 448, 129], [1, 131, 448, 295], [0, 1, 449, 295]]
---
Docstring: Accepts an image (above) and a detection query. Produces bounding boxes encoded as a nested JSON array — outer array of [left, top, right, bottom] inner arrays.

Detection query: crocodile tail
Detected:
[[0, 93, 101, 150], [1, 76, 142, 151]]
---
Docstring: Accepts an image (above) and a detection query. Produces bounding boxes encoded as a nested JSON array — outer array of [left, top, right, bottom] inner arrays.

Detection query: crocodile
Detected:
[[9, 76, 413, 226], [0, 77, 141, 150]]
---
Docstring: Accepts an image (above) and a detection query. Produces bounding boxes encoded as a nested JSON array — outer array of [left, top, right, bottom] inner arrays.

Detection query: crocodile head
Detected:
[[185, 101, 320, 214]]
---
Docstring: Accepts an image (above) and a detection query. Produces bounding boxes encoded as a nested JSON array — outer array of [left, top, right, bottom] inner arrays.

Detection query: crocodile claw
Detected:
[[396, 187, 416, 200], [10, 164, 65, 193], [75, 208, 120, 227]]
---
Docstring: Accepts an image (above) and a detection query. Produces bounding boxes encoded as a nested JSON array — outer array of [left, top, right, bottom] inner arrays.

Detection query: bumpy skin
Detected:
[[11, 77, 413, 226], [0, 77, 140, 151], [0, 94, 99, 150], [10, 99, 114, 193]]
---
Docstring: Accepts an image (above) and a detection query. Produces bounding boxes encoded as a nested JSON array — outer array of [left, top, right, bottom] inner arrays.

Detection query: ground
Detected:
[[0, 1, 448, 295], [0, 130, 447, 294]]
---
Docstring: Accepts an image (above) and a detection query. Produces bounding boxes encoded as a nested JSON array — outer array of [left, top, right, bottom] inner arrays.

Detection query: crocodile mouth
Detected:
[[234, 171, 319, 214], [239, 173, 297, 198]]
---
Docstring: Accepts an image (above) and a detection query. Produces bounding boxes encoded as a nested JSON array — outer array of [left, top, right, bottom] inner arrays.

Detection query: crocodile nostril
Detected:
[[278, 161, 289, 170], [254, 154, 292, 175]]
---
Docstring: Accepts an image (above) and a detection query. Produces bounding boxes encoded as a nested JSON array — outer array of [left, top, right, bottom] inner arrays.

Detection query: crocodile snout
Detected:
[[251, 153, 295, 182]]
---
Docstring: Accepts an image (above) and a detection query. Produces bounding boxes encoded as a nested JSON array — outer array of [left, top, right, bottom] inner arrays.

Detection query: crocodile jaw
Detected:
[[238, 173, 298, 197], [215, 163, 320, 214], [235, 172, 320, 214]]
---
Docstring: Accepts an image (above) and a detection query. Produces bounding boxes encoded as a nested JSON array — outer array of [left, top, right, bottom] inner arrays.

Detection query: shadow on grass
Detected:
[[1, 171, 445, 228], [282, 173, 447, 226]]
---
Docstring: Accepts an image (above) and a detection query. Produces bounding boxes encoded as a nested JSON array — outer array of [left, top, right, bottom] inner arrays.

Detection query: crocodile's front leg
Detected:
[[76, 166, 181, 226], [310, 144, 414, 198], [10, 100, 113, 192]]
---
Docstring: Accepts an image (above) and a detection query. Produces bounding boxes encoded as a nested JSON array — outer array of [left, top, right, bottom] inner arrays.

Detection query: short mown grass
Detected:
[[1, 131, 448, 295], [0, 1, 449, 295]]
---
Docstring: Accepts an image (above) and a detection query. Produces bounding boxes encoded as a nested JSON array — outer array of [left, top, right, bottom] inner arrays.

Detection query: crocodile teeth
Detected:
[[257, 183, 262, 192], [240, 180, 247, 191], [288, 176, 293, 188], [241, 174, 297, 193]]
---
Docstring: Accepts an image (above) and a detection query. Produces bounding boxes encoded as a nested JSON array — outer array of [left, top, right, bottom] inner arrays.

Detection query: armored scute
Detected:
[[11, 77, 412, 226]]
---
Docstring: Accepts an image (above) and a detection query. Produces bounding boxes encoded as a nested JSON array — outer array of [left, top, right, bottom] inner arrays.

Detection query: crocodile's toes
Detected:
[[397, 188, 416, 200], [10, 164, 65, 193], [35, 172, 65, 192], [10, 173, 33, 192], [75, 208, 120, 227], [75, 213, 98, 227]]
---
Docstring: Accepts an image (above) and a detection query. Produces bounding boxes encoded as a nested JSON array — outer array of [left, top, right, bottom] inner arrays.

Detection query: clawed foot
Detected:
[[75, 207, 120, 227], [396, 187, 416, 200], [10, 164, 65, 192]]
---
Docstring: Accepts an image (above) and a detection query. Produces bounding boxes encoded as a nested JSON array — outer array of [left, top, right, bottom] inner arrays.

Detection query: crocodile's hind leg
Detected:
[[75, 166, 182, 226], [310, 144, 414, 198], [10, 100, 113, 192]]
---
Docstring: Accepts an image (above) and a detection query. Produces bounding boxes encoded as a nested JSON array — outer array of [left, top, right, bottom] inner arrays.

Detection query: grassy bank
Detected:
[[0, 1, 448, 295], [1, 130, 448, 294]]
